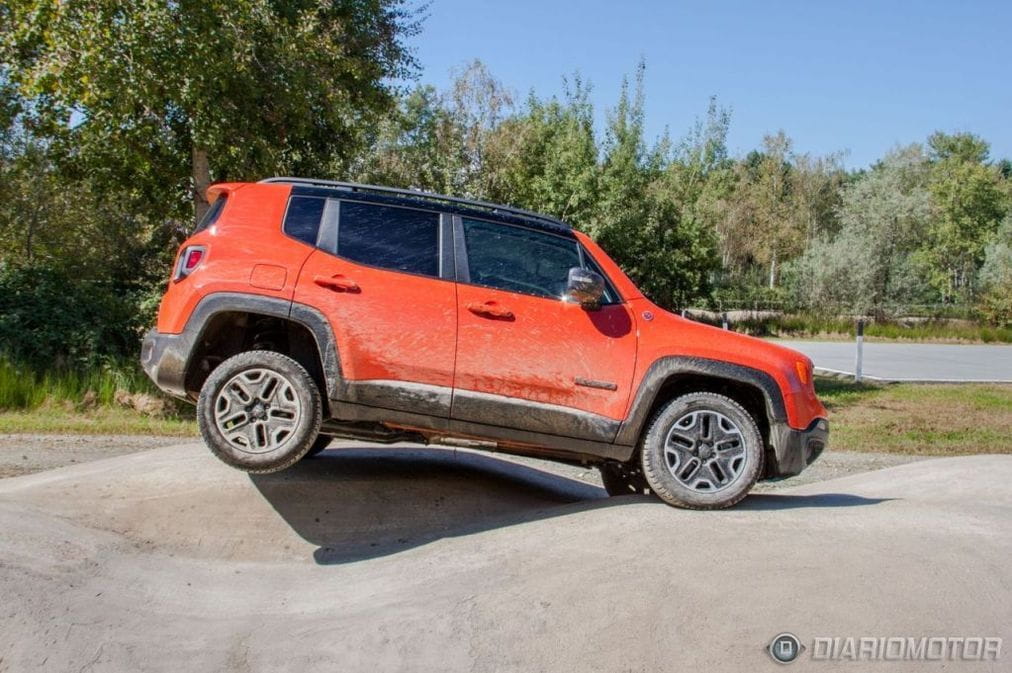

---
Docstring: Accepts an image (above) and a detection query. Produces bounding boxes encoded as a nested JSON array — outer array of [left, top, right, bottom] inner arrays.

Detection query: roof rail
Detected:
[[259, 177, 570, 229]]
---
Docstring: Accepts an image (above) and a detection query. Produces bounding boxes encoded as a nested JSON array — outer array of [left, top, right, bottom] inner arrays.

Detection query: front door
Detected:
[[451, 217, 637, 442], [293, 197, 457, 417]]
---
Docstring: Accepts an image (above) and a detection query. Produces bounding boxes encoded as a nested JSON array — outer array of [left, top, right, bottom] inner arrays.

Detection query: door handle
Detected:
[[314, 274, 360, 293], [467, 300, 514, 320]]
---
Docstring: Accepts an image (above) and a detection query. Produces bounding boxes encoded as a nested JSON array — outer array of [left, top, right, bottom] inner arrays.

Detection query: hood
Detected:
[[632, 299, 814, 394]]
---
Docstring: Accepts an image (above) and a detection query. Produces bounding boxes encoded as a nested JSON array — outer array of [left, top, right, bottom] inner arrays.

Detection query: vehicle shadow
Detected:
[[249, 446, 614, 565], [250, 447, 897, 565], [739, 493, 896, 510]]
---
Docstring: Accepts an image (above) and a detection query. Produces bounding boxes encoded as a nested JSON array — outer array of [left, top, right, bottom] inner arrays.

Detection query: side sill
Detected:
[[327, 399, 634, 463]]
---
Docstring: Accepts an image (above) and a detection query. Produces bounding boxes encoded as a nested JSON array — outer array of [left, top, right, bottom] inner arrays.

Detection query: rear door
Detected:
[[450, 217, 637, 442], [292, 195, 457, 417]]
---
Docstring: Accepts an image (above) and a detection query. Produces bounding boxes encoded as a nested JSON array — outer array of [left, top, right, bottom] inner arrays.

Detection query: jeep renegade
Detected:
[[142, 178, 828, 509]]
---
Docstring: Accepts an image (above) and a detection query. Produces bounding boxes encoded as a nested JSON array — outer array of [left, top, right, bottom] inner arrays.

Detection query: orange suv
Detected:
[[142, 178, 828, 509]]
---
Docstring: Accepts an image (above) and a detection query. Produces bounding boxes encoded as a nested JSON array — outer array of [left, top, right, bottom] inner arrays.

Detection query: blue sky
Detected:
[[409, 0, 1011, 168]]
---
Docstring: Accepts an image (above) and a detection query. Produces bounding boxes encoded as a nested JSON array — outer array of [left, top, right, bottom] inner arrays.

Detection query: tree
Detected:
[[446, 59, 516, 198], [355, 84, 462, 193], [592, 63, 719, 307], [355, 59, 519, 201], [718, 132, 845, 292], [2, 0, 421, 223], [594, 62, 650, 237], [591, 63, 653, 285], [927, 131, 989, 164], [790, 145, 935, 313], [482, 76, 599, 226], [977, 213, 1012, 326], [921, 133, 1006, 301], [641, 98, 729, 305]]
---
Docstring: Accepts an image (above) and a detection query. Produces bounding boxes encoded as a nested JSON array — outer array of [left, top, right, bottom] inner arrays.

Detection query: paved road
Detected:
[[1, 442, 1009, 672], [776, 340, 1012, 382]]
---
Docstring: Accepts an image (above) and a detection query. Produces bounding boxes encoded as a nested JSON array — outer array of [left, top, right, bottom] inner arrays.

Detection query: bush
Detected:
[[708, 283, 793, 312], [727, 312, 1012, 342], [0, 264, 146, 371], [978, 282, 1012, 327]]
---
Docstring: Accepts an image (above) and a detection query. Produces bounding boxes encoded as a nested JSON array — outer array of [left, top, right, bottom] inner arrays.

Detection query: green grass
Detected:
[[732, 315, 1012, 343], [0, 359, 158, 409], [0, 405, 196, 435], [814, 378, 1012, 455], [0, 359, 195, 435]]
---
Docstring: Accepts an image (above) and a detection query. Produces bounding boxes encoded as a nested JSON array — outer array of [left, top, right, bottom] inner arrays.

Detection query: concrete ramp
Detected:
[[0, 443, 602, 564], [1, 443, 1009, 672]]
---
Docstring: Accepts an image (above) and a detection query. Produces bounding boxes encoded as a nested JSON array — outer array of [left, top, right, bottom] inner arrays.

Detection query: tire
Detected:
[[197, 350, 323, 473], [599, 461, 650, 496], [640, 392, 763, 509], [303, 434, 332, 459]]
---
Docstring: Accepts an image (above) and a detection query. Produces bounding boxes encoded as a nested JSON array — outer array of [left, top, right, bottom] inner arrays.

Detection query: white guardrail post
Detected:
[[855, 319, 864, 383]]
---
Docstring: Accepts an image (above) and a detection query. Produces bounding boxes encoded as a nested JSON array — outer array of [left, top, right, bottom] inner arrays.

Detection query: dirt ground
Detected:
[[0, 433, 182, 478], [0, 441, 1007, 672]]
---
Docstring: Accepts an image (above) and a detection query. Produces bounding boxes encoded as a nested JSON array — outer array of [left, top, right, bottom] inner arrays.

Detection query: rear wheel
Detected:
[[197, 350, 323, 473], [640, 392, 763, 509]]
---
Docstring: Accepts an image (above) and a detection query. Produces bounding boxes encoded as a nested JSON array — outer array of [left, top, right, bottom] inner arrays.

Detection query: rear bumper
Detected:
[[140, 328, 192, 401], [767, 417, 829, 478]]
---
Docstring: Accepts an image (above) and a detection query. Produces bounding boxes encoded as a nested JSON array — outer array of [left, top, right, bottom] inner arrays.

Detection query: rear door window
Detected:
[[337, 201, 439, 277]]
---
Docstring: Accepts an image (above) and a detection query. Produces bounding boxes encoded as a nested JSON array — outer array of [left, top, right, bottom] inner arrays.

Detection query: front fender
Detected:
[[614, 356, 787, 447]]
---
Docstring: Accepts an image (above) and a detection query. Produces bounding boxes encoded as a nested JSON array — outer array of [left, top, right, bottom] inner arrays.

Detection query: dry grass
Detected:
[[815, 379, 1012, 455]]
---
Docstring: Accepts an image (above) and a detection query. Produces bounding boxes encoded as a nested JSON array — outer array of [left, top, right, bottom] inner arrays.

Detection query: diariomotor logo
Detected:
[[768, 633, 804, 664]]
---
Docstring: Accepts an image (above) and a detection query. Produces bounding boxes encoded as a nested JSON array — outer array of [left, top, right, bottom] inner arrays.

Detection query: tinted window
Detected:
[[193, 194, 227, 234], [463, 218, 581, 299], [284, 196, 325, 245], [338, 201, 439, 277]]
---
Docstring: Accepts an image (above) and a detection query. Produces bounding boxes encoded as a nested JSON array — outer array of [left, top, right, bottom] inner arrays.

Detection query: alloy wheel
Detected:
[[663, 410, 747, 492], [213, 368, 303, 454]]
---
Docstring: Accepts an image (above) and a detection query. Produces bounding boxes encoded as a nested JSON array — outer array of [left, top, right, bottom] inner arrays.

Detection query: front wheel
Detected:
[[197, 350, 323, 473], [303, 434, 332, 459], [640, 392, 763, 509]]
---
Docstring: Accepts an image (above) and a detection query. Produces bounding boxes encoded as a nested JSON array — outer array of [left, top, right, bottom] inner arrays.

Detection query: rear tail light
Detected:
[[173, 245, 206, 281]]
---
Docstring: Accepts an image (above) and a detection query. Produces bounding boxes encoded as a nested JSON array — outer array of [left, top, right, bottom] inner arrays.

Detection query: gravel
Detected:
[[0, 433, 184, 478]]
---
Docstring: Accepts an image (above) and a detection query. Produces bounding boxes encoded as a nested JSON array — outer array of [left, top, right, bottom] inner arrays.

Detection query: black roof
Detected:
[[260, 177, 573, 236]]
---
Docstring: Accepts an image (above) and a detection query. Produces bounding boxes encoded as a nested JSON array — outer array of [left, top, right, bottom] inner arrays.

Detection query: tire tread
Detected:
[[640, 392, 763, 509], [197, 350, 323, 474]]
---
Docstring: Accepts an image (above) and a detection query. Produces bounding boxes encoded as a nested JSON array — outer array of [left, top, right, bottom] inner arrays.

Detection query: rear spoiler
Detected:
[[206, 182, 250, 204]]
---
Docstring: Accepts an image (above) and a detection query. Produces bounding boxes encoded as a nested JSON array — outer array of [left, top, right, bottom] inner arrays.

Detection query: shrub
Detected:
[[0, 264, 145, 371]]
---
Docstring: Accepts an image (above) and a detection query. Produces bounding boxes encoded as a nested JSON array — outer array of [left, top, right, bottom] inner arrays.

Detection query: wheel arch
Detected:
[[179, 293, 341, 403], [615, 357, 787, 467]]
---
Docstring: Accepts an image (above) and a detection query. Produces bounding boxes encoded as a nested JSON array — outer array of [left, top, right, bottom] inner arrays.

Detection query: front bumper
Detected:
[[767, 417, 829, 478], [140, 328, 192, 401]]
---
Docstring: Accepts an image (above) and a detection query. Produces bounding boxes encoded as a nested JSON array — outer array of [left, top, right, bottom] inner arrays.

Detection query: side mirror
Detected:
[[565, 267, 605, 309]]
